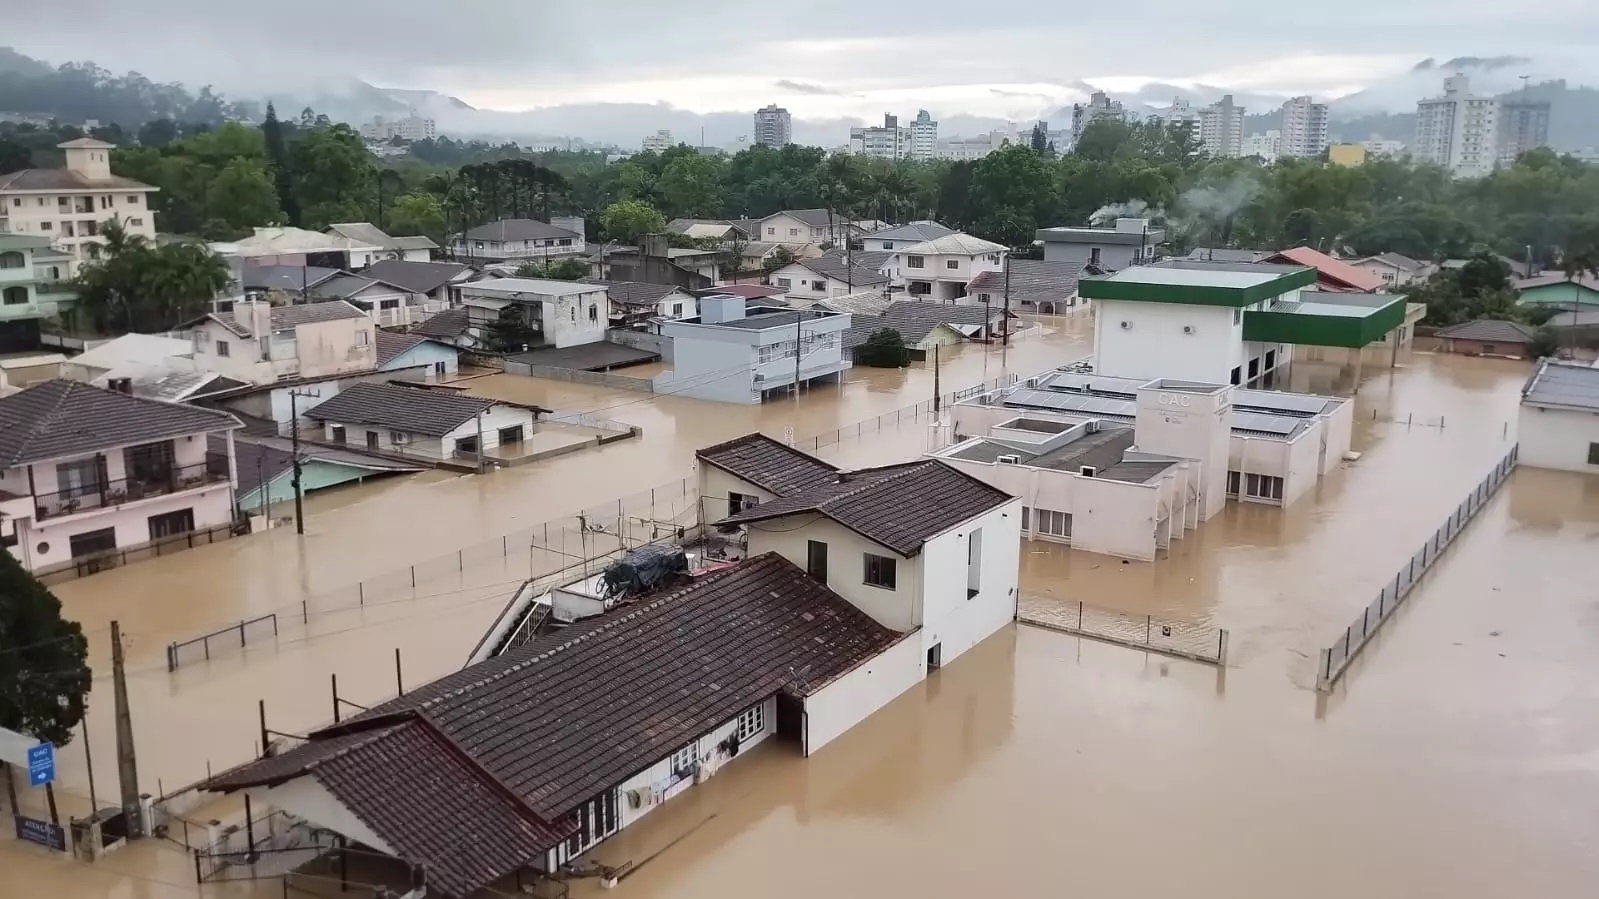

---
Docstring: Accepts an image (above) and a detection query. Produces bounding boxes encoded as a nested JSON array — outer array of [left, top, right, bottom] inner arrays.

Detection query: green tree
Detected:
[[261, 102, 300, 226], [0, 549, 90, 748], [73, 221, 231, 332], [387, 193, 447, 249], [1527, 326, 1560, 358], [514, 259, 588, 280], [0, 138, 31, 174], [204, 157, 281, 238], [599, 199, 668, 243], [855, 328, 911, 368], [289, 124, 376, 229], [762, 246, 795, 273], [656, 154, 723, 218]]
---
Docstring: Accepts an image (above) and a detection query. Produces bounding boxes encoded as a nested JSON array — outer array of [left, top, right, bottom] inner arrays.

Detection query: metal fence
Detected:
[[194, 811, 338, 882], [1316, 444, 1519, 691], [166, 614, 280, 672], [161, 375, 1021, 671], [1018, 596, 1230, 666], [36, 521, 242, 585]]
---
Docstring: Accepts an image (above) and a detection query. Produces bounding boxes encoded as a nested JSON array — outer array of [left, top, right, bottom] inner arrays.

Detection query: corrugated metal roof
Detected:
[[1522, 360, 1599, 410]]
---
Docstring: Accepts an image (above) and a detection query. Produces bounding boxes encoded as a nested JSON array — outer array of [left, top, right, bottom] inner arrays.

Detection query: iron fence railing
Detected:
[[167, 614, 280, 672], [1018, 596, 1229, 665], [35, 520, 242, 585], [34, 453, 232, 520], [1316, 444, 1518, 691]]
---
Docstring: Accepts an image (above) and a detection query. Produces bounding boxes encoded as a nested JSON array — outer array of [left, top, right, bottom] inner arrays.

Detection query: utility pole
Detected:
[[1002, 250, 1012, 347], [933, 343, 942, 415], [110, 620, 141, 838], [792, 310, 803, 400], [288, 389, 321, 535], [475, 410, 486, 474]]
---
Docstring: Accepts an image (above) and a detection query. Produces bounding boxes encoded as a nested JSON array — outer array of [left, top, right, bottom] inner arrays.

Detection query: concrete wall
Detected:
[[246, 777, 395, 855], [1518, 405, 1599, 473], [1283, 423, 1323, 505], [382, 340, 459, 376], [696, 465, 780, 523], [1320, 400, 1354, 475], [803, 634, 924, 755], [607, 328, 673, 361], [916, 501, 1021, 666], [653, 330, 755, 404], [1042, 240, 1145, 270], [1134, 384, 1233, 521], [547, 288, 608, 348], [1094, 299, 1242, 383], [747, 516, 920, 631]]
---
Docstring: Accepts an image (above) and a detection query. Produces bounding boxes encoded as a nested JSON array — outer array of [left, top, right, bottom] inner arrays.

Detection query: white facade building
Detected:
[[754, 105, 792, 148], [909, 110, 938, 160], [0, 380, 240, 576], [887, 232, 1006, 302], [359, 116, 436, 143], [1243, 130, 1282, 162], [458, 277, 607, 350], [850, 114, 909, 160], [1197, 95, 1245, 158], [303, 382, 537, 463], [1413, 75, 1500, 178], [1362, 138, 1406, 158], [1517, 361, 1599, 473], [642, 129, 676, 152], [1279, 96, 1330, 158], [0, 139, 159, 275], [1071, 91, 1126, 146], [188, 299, 377, 386], [451, 219, 585, 262], [756, 209, 853, 247], [654, 296, 851, 403]]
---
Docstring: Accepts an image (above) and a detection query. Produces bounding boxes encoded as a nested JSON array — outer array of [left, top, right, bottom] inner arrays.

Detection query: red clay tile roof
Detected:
[[210, 553, 902, 885], [696, 432, 841, 496], [1267, 247, 1386, 293], [208, 717, 571, 899], [716, 459, 1013, 556]]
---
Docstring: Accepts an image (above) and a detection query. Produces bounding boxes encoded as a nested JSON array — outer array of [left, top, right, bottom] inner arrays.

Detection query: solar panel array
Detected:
[[1233, 389, 1331, 416], [1230, 411, 1304, 437], [1004, 388, 1136, 417]]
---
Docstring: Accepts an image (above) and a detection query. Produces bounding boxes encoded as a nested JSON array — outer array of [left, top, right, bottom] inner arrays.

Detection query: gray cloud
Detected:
[[774, 80, 845, 96]]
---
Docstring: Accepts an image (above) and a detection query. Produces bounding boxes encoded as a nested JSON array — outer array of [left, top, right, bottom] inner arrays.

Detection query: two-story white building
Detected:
[[887, 233, 1006, 302], [202, 433, 1016, 898], [0, 235, 64, 350], [325, 223, 438, 265], [451, 219, 585, 262], [187, 299, 377, 386], [861, 221, 955, 253], [0, 379, 240, 577], [1079, 261, 1409, 388], [654, 296, 851, 403], [1517, 360, 1599, 474], [457, 277, 607, 351], [0, 138, 159, 275], [766, 255, 890, 301], [755, 209, 857, 247]]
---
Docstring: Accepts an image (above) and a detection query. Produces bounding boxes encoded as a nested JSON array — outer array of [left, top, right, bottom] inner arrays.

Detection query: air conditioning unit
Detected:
[[1119, 321, 1132, 329], [997, 455, 1020, 464], [1079, 466, 1097, 477], [1182, 325, 1195, 334]]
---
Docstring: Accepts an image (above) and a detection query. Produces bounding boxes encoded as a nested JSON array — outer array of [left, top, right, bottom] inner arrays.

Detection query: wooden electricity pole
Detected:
[[111, 620, 141, 837]]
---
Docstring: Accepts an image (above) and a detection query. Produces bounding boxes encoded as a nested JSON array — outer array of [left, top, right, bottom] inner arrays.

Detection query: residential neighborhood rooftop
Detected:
[[898, 233, 1007, 256], [793, 255, 890, 287], [716, 459, 1013, 556], [0, 168, 155, 192], [460, 219, 583, 242], [1266, 246, 1387, 292], [411, 307, 469, 339], [360, 259, 471, 294], [947, 426, 1176, 484], [967, 259, 1089, 303], [866, 220, 956, 243], [0, 379, 240, 466], [1434, 319, 1539, 343], [327, 222, 439, 252], [205, 552, 901, 897], [462, 277, 602, 298], [843, 300, 1006, 349], [303, 382, 502, 437], [696, 432, 841, 496]]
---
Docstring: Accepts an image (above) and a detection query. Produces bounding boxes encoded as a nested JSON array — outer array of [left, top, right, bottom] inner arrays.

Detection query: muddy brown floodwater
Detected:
[[4, 334, 1598, 899]]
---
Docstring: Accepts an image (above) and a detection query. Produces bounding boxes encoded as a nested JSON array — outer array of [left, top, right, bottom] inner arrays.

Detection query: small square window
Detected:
[[863, 552, 897, 589], [216, 340, 230, 357], [946, 259, 959, 269], [906, 255, 925, 269], [1587, 443, 1599, 466], [735, 705, 764, 741]]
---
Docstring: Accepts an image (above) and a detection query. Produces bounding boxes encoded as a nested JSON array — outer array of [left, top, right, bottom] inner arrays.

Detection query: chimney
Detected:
[[232, 298, 272, 338], [642, 234, 670, 258], [699, 295, 747, 324]]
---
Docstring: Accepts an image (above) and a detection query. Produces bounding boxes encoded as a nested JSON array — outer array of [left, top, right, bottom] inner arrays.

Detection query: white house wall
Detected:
[[803, 634, 924, 756], [1320, 401, 1354, 475], [1517, 406, 1599, 473], [246, 777, 395, 855], [18, 481, 234, 571], [441, 406, 538, 451], [916, 501, 1021, 666], [696, 465, 779, 522], [745, 516, 920, 632], [1283, 425, 1323, 505], [1094, 300, 1242, 383]]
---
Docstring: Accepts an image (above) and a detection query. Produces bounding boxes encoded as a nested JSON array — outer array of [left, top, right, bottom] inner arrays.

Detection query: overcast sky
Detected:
[[7, 1, 1599, 120]]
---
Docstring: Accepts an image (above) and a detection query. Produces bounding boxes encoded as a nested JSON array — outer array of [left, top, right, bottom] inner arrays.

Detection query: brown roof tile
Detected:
[[0, 379, 239, 466], [716, 459, 1013, 556], [696, 433, 840, 495]]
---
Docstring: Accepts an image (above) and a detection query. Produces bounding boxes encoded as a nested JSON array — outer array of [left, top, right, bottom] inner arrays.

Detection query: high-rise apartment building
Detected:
[[359, 115, 436, 143], [1071, 91, 1127, 146], [1197, 94, 1245, 158], [1243, 130, 1281, 162], [753, 105, 792, 148], [850, 114, 906, 159], [642, 129, 676, 152], [909, 110, 938, 160], [1413, 75, 1499, 178], [1498, 98, 1550, 165], [1279, 96, 1330, 158]]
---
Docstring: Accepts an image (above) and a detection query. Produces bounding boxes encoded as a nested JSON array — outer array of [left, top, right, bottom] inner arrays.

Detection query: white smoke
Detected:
[[1089, 200, 1152, 226]]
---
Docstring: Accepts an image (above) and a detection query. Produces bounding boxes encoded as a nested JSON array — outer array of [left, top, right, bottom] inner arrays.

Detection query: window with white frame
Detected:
[[946, 259, 959, 269], [671, 744, 697, 775], [776, 277, 791, 289], [216, 340, 230, 357], [1035, 508, 1072, 538], [906, 255, 925, 269], [863, 552, 897, 589], [735, 704, 764, 741], [355, 330, 370, 347]]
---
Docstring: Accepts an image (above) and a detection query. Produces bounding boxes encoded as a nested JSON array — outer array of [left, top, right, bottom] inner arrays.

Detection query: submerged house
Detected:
[[205, 435, 1019, 897]]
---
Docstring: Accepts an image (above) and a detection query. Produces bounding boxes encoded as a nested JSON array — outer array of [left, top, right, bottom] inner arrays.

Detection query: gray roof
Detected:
[[867, 221, 956, 244], [768, 208, 837, 229], [304, 383, 504, 437], [241, 265, 342, 292], [312, 274, 389, 300], [461, 219, 582, 243], [1181, 248, 1273, 264], [411, 308, 469, 340], [585, 279, 688, 308], [375, 331, 430, 366], [1434, 319, 1538, 343], [844, 300, 1007, 349], [822, 248, 891, 272], [1522, 361, 1599, 410], [0, 380, 239, 465], [0, 168, 154, 192], [794, 255, 889, 286], [967, 259, 1089, 303], [1544, 309, 1599, 328], [696, 433, 841, 496], [507, 341, 659, 371], [327, 223, 439, 252], [1037, 224, 1166, 246], [1370, 252, 1426, 271], [947, 427, 1175, 483], [271, 300, 370, 329], [219, 434, 423, 488], [361, 259, 472, 295]]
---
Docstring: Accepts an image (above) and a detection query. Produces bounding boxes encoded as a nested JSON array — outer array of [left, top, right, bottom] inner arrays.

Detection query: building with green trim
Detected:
[[1515, 274, 1599, 310], [1078, 261, 1407, 387], [0, 234, 78, 351]]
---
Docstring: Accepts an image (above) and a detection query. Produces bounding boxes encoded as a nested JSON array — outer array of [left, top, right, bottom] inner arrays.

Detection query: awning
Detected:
[[1243, 292, 1407, 348]]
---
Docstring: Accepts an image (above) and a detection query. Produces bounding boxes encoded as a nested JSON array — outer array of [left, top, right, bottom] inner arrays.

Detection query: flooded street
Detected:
[[6, 331, 1598, 899]]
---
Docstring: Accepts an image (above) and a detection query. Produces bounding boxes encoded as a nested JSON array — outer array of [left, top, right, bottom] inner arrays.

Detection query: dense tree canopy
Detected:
[[72, 221, 231, 332], [0, 550, 90, 747]]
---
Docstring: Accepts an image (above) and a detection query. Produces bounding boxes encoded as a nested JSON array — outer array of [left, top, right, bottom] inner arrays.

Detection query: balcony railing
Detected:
[[34, 453, 232, 521]]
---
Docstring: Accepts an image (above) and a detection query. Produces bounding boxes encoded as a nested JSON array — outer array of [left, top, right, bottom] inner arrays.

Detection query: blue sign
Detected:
[[13, 815, 67, 852], [26, 743, 53, 787]]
